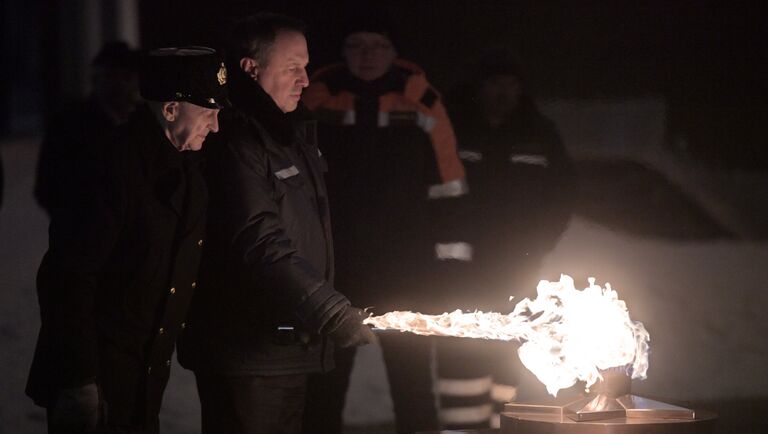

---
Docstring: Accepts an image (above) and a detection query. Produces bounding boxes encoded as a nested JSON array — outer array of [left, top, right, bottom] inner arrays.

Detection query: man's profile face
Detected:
[[166, 102, 220, 151], [343, 32, 397, 82], [257, 30, 309, 113]]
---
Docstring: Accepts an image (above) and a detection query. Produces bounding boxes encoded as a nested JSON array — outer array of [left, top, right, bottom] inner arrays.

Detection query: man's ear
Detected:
[[240, 57, 259, 80], [161, 101, 179, 122]]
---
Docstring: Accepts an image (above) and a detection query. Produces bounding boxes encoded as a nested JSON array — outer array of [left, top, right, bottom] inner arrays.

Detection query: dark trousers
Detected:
[[195, 372, 308, 434], [304, 334, 438, 434], [302, 347, 357, 434], [379, 333, 439, 434]]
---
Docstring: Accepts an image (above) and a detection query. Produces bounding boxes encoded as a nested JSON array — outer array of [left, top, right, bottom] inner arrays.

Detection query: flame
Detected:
[[363, 274, 650, 396]]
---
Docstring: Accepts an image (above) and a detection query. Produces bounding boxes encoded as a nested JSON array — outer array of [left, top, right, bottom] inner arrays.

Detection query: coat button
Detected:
[[165, 360, 171, 366], [158, 327, 165, 335], [191, 281, 197, 288], [197, 239, 204, 247], [181, 322, 186, 329], [147, 366, 152, 374], [170, 287, 176, 294]]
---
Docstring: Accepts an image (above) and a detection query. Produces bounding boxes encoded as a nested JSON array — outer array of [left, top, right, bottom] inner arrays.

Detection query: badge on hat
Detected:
[[217, 62, 227, 86]]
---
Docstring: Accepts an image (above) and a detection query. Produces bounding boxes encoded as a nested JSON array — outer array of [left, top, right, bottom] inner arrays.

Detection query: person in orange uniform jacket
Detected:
[[302, 18, 468, 434]]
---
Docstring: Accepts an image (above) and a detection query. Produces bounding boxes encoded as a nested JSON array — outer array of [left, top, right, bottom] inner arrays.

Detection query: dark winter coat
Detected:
[[440, 96, 577, 310], [177, 68, 349, 376], [27, 105, 207, 428]]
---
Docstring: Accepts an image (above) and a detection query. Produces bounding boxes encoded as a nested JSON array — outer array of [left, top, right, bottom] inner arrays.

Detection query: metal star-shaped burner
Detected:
[[501, 370, 716, 434]]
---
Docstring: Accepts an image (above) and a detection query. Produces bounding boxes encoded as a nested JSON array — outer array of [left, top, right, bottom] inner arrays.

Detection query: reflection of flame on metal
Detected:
[[560, 367, 696, 422], [364, 274, 650, 397], [502, 368, 717, 432]]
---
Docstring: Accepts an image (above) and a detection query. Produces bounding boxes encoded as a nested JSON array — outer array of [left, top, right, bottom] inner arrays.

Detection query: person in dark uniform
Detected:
[[35, 41, 142, 218], [434, 53, 577, 429], [27, 47, 226, 434], [177, 14, 374, 434]]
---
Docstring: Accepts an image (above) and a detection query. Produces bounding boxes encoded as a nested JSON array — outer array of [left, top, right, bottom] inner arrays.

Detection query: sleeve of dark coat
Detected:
[[217, 137, 349, 332], [40, 158, 127, 387]]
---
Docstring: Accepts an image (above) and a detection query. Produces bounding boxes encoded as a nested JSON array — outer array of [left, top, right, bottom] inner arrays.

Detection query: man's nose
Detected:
[[298, 70, 309, 88], [210, 111, 220, 133]]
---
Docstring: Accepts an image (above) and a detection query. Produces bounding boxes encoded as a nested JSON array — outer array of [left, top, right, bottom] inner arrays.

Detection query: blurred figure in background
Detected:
[[435, 52, 577, 429], [35, 41, 142, 217], [302, 17, 467, 434]]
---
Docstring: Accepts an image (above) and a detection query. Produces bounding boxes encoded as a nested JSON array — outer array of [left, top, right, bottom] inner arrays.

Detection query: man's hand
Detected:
[[49, 382, 100, 434], [326, 306, 376, 348]]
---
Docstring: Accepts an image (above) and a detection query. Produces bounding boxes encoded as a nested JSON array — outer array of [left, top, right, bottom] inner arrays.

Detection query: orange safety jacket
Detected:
[[303, 59, 466, 197]]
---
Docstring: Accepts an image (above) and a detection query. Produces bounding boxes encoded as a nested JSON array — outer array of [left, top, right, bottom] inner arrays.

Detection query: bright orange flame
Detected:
[[363, 275, 650, 396]]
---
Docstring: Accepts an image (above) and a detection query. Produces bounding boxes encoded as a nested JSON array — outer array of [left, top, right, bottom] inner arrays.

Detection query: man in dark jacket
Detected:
[[27, 47, 225, 434], [177, 13, 374, 434]]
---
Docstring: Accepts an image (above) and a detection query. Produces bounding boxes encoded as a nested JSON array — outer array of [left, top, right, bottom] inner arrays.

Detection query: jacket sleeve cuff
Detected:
[[294, 282, 350, 333]]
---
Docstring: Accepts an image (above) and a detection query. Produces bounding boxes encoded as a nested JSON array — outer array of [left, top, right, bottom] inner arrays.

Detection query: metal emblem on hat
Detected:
[[217, 63, 227, 85]]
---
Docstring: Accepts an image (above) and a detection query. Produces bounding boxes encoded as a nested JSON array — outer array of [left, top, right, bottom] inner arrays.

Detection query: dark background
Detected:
[[3, 0, 767, 168]]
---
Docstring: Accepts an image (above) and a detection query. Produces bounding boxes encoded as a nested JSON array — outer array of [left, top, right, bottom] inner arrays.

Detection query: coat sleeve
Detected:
[[405, 75, 471, 260], [218, 136, 349, 333], [40, 155, 128, 388]]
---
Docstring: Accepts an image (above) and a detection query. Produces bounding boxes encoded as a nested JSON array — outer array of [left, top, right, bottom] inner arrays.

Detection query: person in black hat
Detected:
[[27, 46, 224, 434], [35, 41, 143, 217]]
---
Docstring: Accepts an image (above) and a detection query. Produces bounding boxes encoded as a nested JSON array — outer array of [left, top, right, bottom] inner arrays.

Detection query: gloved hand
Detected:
[[325, 306, 376, 348], [48, 382, 100, 434]]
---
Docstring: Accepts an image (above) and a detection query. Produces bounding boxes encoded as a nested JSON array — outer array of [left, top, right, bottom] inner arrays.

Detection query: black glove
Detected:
[[325, 306, 376, 348], [48, 382, 100, 434]]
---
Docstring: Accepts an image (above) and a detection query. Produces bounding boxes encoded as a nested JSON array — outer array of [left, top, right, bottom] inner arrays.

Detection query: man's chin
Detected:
[[181, 140, 205, 152]]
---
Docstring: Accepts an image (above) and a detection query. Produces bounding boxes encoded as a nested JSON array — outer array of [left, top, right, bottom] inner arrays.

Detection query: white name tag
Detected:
[[274, 165, 300, 179]]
